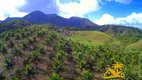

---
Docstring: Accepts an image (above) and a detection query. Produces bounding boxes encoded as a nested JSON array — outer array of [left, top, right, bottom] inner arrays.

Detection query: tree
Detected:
[[82, 70, 93, 80], [28, 37, 35, 45], [12, 48, 22, 64], [96, 60, 103, 71], [29, 50, 41, 69], [55, 50, 64, 62], [4, 56, 14, 77], [21, 40, 28, 52], [0, 44, 7, 56], [0, 72, 5, 80], [15, 35, 21, 40], [4, 36, 10, 41], [22, 64, 34, 80], [52, 50, 64, 73], [50, 73, 63, 80], [52, 59, 64, 73], [37, 44, 44, 54], [12, 75, 19, 80], [9, 40, 14, 48]]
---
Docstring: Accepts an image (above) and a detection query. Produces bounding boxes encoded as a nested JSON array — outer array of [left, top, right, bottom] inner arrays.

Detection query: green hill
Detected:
[[127, 39, 142, 51], [98, 25, 142, 45], [70, 31, 114, 43], [99, 25, 142, 35]]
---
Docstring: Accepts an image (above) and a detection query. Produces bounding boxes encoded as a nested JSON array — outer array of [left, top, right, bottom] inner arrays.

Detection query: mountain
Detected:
[[23, 11, 69, 27], [2, 10, 99, 30], [3, 17, 23, 23], [1, 10, 142, 32], [68, 17, 99, 30]]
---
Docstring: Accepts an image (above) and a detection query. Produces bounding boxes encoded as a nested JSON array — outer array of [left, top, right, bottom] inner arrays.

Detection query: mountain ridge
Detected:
[[2, 10, 99, 30], [1, 10, 142, 35]]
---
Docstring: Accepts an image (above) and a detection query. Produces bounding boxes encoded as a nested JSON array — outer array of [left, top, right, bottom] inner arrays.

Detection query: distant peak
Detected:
[[47, 14, 58, 16], [23, 10, 47, 18], [70, 16, 82, 19], [69, 16, 88, 20], [29, 10, 45, 14], [34, 10, 41, 12], [5, 17, 11, 19]]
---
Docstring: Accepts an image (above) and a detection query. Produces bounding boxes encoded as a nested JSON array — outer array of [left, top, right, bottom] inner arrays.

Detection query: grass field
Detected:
[[70, 31, 114, 44], [127, 39, 142, 51]]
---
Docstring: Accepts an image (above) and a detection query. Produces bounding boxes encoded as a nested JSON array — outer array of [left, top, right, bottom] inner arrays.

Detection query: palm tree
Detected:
[[15, 35, 21, 40], [50, 73, 63, 80], [12, 48, 22, 64], [78, 59, 87, 71], [12, 75, 19, 80], [29, 50, 41, 69], [4, 36, 10, 41], [0, 71, 5, 80], [52, 59, 64, 73], [45, 36, 52, 46], [82, 70, 93, 80], [23, 64, 34, 80], [9, 40, 14, 48], [21, 40, 28, 53], [0, 44, 7, 56], [55, 50, 64, 62], [37, 44, 44, 54], [4, 57, 14, 77]]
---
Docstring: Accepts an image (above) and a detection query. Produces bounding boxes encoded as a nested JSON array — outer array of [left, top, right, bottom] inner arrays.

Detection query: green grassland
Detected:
[[70, 31, 114, 43], [127, 39, 142, 51]]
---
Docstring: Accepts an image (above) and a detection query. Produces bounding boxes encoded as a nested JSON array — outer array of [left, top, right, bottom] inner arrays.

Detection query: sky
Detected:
[[0, 0, 142, 28]]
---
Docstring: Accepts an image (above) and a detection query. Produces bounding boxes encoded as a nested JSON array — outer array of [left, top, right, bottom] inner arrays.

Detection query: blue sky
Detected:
[[0, 0, 142, 28]]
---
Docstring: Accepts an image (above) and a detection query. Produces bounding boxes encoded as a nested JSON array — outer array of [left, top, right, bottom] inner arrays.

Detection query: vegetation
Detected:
[[99, 25, 142, 45], [0, 24, 141, 80], [70, 31, 114, 43], [127, 39, 142, 51]]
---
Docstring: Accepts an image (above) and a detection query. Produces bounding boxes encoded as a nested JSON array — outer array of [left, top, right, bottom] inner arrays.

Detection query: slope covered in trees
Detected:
[[99, 25, 142, 44], [0, 20, 31, 33], [0, 25, 141, 80]]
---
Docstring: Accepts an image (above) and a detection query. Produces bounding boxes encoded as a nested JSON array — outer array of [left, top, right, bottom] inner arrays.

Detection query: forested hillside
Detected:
[[98, 25, 142, 45], [0, 25, 141, 80]]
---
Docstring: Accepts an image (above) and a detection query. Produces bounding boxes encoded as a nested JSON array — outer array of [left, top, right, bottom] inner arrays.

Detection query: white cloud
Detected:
[[56, 0, 101, 18], [94, 14, 116, 25], [10, 12, 28, 17], [94, 12, 142, 28], [0, 0, 27, 20], [106, 0, 133, 4], [115, 0, 133, 4]]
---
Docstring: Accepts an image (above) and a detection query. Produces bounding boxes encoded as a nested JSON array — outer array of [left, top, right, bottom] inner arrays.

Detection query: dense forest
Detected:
[[0, 23, 141, 80]]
